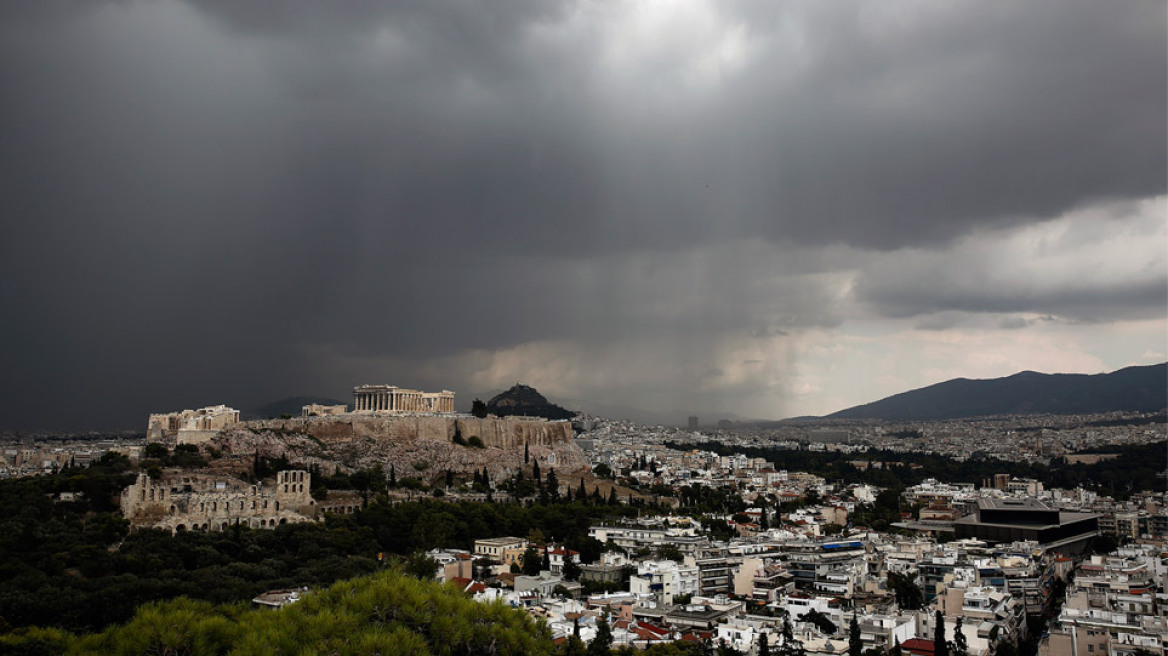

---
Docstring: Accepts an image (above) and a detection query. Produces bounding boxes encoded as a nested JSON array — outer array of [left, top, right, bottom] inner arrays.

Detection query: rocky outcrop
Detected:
[[486, 384, 576, 420], [210, 415, 584, 482]]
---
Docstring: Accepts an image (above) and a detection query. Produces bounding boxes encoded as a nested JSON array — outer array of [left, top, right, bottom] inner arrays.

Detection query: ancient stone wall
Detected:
[[120, 469, 316, 533]]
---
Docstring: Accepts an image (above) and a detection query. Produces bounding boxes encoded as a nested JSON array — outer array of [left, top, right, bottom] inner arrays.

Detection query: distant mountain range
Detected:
[[245, 363, 1165, 426], [825, 363, 1167, 421]]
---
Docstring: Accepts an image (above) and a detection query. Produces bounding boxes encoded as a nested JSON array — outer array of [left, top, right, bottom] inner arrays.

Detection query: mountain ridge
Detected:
[[824, 362, 1167, 421]]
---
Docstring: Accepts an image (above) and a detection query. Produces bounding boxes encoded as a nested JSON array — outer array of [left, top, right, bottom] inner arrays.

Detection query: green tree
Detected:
[[562, 635, 587, 656], [848, 613, 862, 656], [994, 642, 1018, 656], [589, 616, 613, 656], [402, 551, 440, 580], [933, 611, 948, 656], [758, 632, 770, 656], [888, 572, 924, 610], [471, 399, 488, 418], [522, 545, 542, 576], [144, 443, 169, 460], [547, 468, 560, 498], [563, 556, 581, 581], [800, 609, 836, 635], [951, 616, 967, 656], [776, 618, 806, 656], [8, 570, 556, 655]]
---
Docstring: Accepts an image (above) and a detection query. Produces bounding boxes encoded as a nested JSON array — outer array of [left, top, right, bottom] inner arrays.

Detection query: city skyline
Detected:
[[1, 1, 1164, 430]]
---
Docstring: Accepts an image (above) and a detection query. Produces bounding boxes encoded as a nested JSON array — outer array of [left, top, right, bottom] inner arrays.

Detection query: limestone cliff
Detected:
[[210, 415, 584, 481]]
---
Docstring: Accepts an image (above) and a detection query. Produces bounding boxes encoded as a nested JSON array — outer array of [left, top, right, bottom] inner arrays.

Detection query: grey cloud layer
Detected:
[[0, 0, 1163, 428]]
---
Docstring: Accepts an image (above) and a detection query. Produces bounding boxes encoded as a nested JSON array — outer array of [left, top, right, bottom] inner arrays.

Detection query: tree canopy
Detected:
[[0, 568, 555, 655]]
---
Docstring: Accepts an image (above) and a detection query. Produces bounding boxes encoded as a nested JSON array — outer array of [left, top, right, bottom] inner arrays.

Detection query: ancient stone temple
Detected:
[[352, 384, 454, 414], [147, 404, 240, 443], [120, 469, 316, 533]]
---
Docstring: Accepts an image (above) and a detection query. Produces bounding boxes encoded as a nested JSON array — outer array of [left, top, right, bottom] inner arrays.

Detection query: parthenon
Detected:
[[353, 384, 455, 414]]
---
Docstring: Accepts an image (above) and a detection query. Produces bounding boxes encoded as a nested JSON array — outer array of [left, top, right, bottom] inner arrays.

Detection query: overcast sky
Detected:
[[2, 0, 1165, 430]]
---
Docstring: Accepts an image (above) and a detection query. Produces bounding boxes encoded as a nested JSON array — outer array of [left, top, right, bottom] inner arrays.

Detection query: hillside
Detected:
[[487, 384, 576, 420], [827, 363, 1167, 421]]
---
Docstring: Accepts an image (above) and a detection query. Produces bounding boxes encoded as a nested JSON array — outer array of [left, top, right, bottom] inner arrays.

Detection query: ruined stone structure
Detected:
[[353, 384, 454, 414], [120, 469, 315, 532], [301, 403, 348, 417], [148, 404, 239, 444]]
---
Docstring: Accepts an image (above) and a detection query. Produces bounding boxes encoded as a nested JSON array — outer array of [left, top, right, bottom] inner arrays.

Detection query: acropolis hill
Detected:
[[146, 384, 585, 482], [233, 414, 583, 481]]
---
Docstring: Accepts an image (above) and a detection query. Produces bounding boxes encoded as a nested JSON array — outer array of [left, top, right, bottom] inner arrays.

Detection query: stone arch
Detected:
[[279, 518, 287, 525], [175, 524, 187, 532]]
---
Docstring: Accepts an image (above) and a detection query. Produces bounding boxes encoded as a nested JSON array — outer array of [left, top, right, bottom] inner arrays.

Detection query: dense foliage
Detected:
[[0, 569, 555, 655], [0, 460, 652, 634]]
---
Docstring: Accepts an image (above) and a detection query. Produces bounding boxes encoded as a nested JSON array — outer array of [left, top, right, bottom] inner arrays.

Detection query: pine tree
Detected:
[[608, 487, 618, 505], [578, 478, 587, 500], [758, 632, 770, 656], [524, 441, 530, 464], [848, 613, 862, 656], [890, 639, 902, 656], [533, 460, 541, 485], [389, 464, 397, 488]]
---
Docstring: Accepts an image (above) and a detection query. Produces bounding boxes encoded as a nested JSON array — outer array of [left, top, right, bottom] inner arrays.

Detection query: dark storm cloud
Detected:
[[0, 0, 1164, 428], [852, 197, 1168, 323]]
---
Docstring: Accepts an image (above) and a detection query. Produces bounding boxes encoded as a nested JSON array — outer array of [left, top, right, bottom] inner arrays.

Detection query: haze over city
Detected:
[[1, 1, 1164, 431]]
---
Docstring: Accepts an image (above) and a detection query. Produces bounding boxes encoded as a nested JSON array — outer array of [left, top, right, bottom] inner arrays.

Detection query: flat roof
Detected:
[[978, 498, 1052, 511]]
